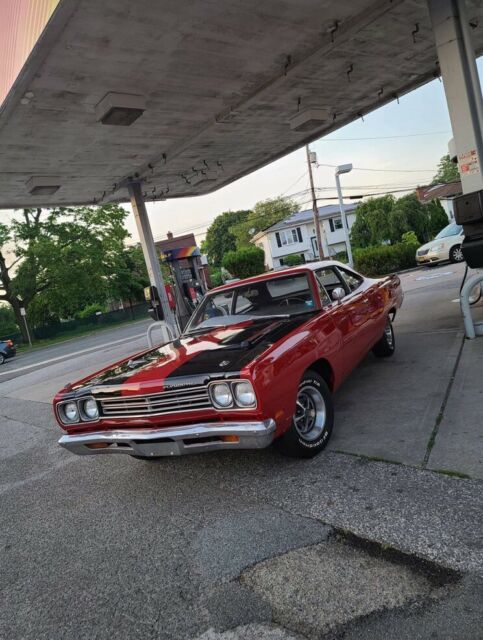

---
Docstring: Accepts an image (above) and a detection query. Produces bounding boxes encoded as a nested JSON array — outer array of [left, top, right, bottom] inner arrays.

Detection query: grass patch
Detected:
[[16, 317, 148, 353]]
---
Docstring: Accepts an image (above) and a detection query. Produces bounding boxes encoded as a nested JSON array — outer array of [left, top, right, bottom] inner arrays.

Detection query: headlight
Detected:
[[211, 383, 233, 408], [62, 402, 79, 423], [430, 243, 444, 252], [233, 381, 256, 407], [82, 398, 99, 420]]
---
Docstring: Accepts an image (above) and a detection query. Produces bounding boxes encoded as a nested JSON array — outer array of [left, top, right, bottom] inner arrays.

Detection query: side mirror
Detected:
[[332, 287, 346, 303]]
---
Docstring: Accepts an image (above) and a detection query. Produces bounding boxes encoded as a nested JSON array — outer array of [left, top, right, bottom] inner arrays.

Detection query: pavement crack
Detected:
[[422, 334, 465, 468]]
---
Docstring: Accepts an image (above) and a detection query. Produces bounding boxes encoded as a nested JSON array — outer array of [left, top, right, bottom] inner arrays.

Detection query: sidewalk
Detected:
[[427, 335, 483, 478], [327, 268, 483, 480]]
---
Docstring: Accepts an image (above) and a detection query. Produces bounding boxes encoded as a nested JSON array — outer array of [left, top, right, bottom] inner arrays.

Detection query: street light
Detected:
[[335, 163, 354, 267]]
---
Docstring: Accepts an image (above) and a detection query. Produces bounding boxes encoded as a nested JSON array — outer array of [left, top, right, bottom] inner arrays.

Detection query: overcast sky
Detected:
[[128, 63, 470, 246]]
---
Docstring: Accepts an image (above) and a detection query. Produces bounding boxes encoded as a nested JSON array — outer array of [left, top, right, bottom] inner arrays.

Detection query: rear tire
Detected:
[[276, 371, 334, 458], [372, 318, 395, 358], [449, 245, 464, 263], [0, 354, 5, 365]]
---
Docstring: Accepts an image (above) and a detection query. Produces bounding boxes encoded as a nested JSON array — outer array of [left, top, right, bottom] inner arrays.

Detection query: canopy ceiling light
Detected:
[[95, 92, 146, 126], [289, 108, 330, 132], [26, 176, 61, 196]]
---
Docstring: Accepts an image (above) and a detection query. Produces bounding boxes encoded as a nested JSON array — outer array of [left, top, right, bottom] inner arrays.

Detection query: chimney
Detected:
[[167, 231, 174, 240], [415, 186, 426, 202]]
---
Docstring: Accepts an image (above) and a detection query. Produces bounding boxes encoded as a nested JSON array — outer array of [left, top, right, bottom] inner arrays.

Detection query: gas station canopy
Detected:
[[1, 0, 483, 209]]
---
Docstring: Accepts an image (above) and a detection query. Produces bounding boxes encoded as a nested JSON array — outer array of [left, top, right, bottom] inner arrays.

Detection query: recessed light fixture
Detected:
[[26, 176, 61, 196], [289, 108, 330, 132], [95, 92, 146, 126]]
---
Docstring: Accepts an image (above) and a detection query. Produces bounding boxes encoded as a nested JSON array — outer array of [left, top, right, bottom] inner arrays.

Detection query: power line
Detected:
[[280, 171, 308, 196], [320, 130, 451, 141], [316, 162, 435, 173]]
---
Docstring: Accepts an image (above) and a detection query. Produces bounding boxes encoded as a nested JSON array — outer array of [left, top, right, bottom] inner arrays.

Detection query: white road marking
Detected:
[[415, 271, 454, 281], [0, 333, 147, 378]]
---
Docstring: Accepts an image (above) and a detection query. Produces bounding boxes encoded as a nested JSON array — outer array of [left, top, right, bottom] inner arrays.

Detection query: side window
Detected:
[[315, 268, 345, 304], [337, 267, 364, 293], [204, 291, 234, 318]]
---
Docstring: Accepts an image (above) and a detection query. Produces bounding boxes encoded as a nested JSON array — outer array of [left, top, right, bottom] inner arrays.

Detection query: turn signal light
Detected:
[[221, 435, 240, 443], [86, 442, 110, 449]]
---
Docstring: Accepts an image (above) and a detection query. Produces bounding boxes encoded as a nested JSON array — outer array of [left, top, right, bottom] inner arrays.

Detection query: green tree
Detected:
[[426, 199, 450, 238], [109, 245, 149, 316], [0, 205, 128, 340], [0, 304, 18, 337], [388, 193, 428, 243], [350, 195, 395, 248], [222, 246, 265, 279], [230, 197, 298, 249], [202, 210, 250, 266], [432, 154, 460, 184]]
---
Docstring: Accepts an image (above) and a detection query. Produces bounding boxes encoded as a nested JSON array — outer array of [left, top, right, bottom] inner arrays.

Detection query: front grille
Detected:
[[99, 385, 212, 418], [417, 249, 429, 256]]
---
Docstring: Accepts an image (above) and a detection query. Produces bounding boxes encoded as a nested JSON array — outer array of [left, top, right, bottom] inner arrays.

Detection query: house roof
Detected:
[[416, 181, 463, 203], [1, 0, 483, 208], [256, 203, 358, 238]]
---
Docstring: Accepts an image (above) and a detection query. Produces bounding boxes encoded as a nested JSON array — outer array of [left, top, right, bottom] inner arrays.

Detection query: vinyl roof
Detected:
[[1, 0, 483, 209]]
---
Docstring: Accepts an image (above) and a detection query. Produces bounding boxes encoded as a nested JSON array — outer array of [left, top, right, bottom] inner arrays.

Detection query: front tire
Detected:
[[372, 318, 395, 358], [0, 354, 5, 365], [449, 245, 464, 263], [276, 371, 334, 458]]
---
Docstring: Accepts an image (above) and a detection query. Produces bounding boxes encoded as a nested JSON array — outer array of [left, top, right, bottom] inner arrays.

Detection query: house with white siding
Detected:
[[251, 204, 358, 270]]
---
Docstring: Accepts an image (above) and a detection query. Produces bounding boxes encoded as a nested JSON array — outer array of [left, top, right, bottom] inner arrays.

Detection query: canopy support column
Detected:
[[428, 0, 483, 194], [127, 181, 178, 337]]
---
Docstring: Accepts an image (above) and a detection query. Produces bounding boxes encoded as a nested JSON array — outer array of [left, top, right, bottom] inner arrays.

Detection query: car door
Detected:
[[334, 266, 376, 352], [314, 266, 369, 377]]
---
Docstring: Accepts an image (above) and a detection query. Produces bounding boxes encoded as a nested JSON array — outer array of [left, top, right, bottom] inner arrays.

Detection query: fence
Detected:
[[0, 302, 150, 344]]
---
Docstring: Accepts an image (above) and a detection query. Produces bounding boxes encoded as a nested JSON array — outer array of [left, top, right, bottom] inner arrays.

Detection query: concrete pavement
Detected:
[[0, 262, 482, 639]]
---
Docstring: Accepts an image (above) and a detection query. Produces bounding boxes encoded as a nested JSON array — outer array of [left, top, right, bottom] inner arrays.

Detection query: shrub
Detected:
[[222, 246, 265, 279], [283, 254, 304, 267], [76, 303, 107, 319], [401, 231, 418, 245], [353, 241, 418, 277], [208, 268, 224, 288]]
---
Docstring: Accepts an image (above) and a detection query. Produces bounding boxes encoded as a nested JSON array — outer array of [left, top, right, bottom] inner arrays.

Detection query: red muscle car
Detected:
[[54, 261, 403, 459]]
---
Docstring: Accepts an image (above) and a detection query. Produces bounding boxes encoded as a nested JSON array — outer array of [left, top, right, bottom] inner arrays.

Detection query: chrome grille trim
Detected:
[[99, 385, 212, 417]]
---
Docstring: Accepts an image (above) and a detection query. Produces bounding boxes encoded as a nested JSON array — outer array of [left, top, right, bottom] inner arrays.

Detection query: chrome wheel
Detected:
[[384, 322, 394, 348], [451, 246, 464, 263], [294, 385, 327, 442]]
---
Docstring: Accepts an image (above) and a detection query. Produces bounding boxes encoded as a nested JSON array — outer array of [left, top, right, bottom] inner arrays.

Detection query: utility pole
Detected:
[[305, 145, 325, 259]]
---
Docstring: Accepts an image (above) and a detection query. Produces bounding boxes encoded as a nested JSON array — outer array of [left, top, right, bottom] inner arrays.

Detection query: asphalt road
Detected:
[[1, 263, 482, 640]]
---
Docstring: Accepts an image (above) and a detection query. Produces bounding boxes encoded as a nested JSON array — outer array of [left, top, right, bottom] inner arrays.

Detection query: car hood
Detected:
[[418, 234, 459, 251], [65, 315, 311, 396]]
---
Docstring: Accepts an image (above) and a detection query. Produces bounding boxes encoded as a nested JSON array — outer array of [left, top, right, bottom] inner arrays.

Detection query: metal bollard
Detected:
[[460, 272, 483, 339], [147, 321, 177, 348]]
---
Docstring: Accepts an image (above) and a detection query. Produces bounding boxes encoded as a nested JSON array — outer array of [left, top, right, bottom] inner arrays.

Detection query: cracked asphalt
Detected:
[[1, 264, 482, 639]]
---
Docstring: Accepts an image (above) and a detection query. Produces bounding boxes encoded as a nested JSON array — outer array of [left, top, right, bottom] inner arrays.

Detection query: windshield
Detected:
[[435, 223, 462, 239], [186, 273, 316, 332]]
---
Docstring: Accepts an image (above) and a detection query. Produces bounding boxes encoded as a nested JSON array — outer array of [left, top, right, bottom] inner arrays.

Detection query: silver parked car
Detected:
[[416, 222, 464, 265]]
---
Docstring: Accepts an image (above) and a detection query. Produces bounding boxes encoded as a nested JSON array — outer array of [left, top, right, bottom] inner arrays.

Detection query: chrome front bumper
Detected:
[[58, 419, 276, 457]]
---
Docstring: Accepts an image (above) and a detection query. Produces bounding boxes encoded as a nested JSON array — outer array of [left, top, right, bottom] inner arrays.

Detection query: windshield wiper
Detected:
[[183, 325, 228, 337], [248, 314, 291, 321]]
